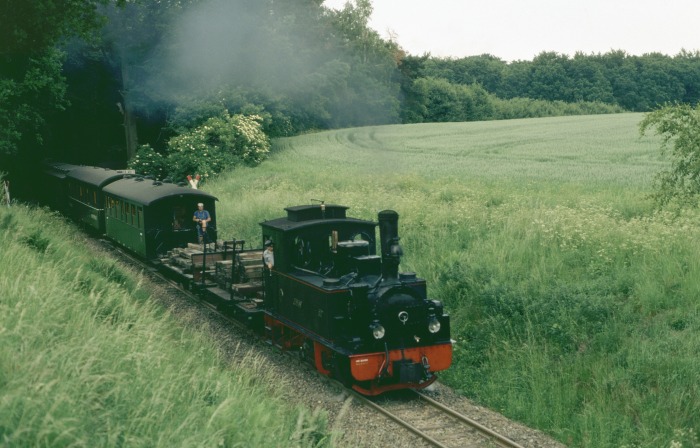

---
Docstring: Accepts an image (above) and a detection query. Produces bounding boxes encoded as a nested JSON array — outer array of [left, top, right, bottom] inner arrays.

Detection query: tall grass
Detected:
[[207, 113, 699, 447], [0, 205, 329, 447]]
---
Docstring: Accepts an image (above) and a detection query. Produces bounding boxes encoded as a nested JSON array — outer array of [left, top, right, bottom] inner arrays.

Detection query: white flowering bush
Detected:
[[164, 112, 270, 183], [127, 113, 272, 183], [128, 144, 167, 179]]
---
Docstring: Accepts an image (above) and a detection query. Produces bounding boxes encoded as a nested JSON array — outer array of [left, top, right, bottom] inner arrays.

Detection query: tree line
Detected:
[[2, 0, 700, 175], [411, 50, 700, 114]]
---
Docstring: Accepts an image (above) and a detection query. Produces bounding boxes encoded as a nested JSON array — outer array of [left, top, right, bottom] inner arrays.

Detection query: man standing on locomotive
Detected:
[[263, 240, 274, 269], [193, 202, 211, 244]]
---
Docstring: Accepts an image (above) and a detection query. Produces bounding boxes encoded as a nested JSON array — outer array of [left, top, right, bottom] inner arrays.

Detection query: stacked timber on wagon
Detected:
[[228, 250, 264, 298], [161, 242, 224, 282], [159, 242, 264, 298]]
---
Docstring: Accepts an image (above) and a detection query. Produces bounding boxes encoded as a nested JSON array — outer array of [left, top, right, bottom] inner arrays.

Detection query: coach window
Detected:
[[137, 207, 143, 229], [130, 204, 136, 226]]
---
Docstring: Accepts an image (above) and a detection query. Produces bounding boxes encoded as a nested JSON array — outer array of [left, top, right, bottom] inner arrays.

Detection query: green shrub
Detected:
[[640, 103, 700, 207]]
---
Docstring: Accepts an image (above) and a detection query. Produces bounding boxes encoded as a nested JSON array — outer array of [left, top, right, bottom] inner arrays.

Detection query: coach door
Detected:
[[170, 204, 196, 248]]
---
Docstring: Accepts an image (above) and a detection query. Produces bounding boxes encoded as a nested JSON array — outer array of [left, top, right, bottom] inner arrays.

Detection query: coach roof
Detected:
[[65, 165, 132, 188], [43, 162, 81, 180], [103, 177, 217, 206]]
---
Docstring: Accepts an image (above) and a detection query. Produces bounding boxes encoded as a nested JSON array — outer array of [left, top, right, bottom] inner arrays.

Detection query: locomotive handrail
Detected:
[[292, 264, 321, 275]]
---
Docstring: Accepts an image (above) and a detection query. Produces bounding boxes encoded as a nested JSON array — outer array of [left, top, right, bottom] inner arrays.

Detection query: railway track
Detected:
[[100, 238, 527, 448], [355, 389, 525, 448]]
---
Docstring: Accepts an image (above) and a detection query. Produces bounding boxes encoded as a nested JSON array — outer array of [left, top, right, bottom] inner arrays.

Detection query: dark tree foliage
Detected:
[[0, 1, 110, 56], [0, 0, 119, 159], [396, 54, 430, 123]]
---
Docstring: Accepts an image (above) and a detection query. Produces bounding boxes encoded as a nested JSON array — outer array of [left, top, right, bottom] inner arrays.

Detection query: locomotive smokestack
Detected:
[[378, 210, 403, 280]]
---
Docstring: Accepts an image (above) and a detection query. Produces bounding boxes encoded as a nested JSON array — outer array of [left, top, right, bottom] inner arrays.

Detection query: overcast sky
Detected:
[[323, 0, 700, 61]]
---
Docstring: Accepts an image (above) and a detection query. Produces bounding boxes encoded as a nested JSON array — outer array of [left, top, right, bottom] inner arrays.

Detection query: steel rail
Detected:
[[415, 390, 526, 448], [349, 390, 451, 448]]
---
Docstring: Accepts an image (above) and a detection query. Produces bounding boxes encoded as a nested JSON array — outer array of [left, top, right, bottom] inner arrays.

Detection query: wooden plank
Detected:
[[191, 252, 224, 267]]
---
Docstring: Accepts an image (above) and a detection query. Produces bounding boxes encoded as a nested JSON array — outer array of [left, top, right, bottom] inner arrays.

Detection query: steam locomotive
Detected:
[[42, 162, 452, 395]]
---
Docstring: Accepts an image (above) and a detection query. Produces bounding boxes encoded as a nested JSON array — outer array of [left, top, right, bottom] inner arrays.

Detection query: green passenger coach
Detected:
[[102, 177, 218, 258], [63, 165, 133, 232]]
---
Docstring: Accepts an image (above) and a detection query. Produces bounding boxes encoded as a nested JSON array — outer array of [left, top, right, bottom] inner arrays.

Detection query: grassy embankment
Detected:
[[0, 205, 329, 447], [208, 113, 699, 448]]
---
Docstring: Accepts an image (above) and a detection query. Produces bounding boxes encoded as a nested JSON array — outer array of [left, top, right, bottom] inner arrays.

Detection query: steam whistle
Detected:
[[311, 198, 326, 218]]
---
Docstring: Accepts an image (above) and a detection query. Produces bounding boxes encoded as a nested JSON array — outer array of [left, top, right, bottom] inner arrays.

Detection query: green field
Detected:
[[213, 113, 666, 239], [209, 112, 700, 448]]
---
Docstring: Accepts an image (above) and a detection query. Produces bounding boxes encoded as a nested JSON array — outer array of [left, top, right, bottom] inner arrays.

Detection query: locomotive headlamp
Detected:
[[370, 321, 385, 339], [428, 317, 441, 334]]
